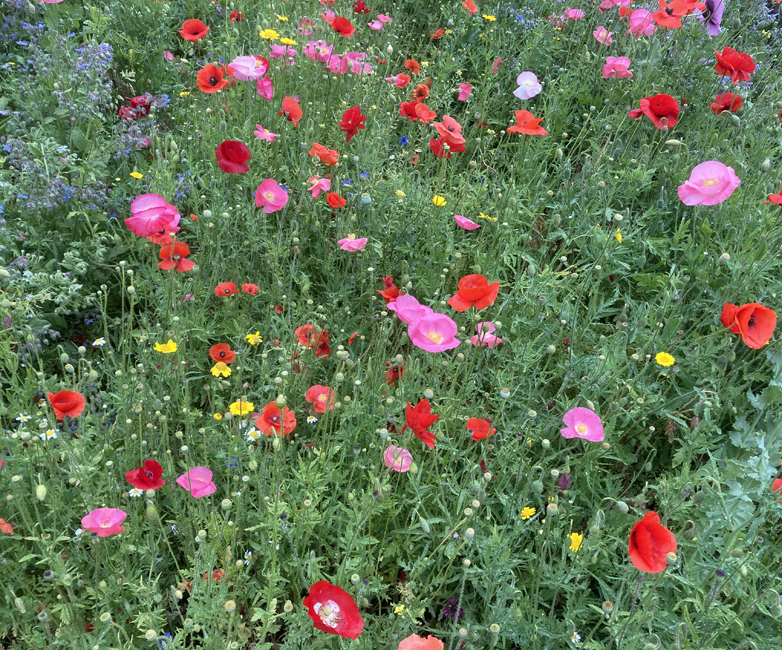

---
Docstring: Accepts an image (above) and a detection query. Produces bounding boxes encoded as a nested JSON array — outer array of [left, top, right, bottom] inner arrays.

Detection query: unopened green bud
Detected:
[[616, 501, 629, 514], [35, 484, 47, 501]]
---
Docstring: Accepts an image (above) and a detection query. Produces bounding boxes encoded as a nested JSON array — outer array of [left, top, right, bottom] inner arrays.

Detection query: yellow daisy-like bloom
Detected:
[[179, 91, 190, 97], [259, 29, 280, 40], [521, 506, 536, 520], [655, 352, 675, 367], [130, 172, 143, 179], [229, 400, 254, 416], [396, 190, 406, 197], [482, 14, 496, 21], [568, 532, 583, 552], [154, 340, 177, 353], [211, 362, 231, 378], [478, 212, 497, 222], [394, 604, 405, 615], [432, 195, 447, 207], [213, 413, 223, 421], [615, 228, 622, 243], [280, 37, 296, 45], [246, 331, 262, 346], [277, 14, 289, 21]]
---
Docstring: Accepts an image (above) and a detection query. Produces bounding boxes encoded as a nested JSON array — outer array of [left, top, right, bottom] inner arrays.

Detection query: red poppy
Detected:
[[125, 459, 166, 491], [414, 103, 437, 124], [430, 135, 465, 159], [327, 192, 346, 208], [711, 92, 743, 114], [766, 189, 782, 205], [214, 282, 238, 297], [209, 343, 236, 364], [179, 19, 209, 42], [447, 274, 500, 312], [462, 0, 478, 14], [720, 302, 777, 349], [714, 47, 755, 84], [348, 332, 358, 345], [412, 84, 430, 101], [466, 417, 496, 441], [279, 96, 303, 127], [0, 519, 13, 535], [773, 476, 782, 503], [158, 242, 195, 273], [229, 10, 244, 21], [295, 324, 331, 358], [315, 332, 331, 359], [332, 16, 356, 37], [197, 64, 230, 93], [215, 140, 251, 173], [404, 59, 421, 75], [353, 0, 370, 13], [309, 142, 340, 166], [305, 385, 336, 413], [256, 402, 297, 436], [377, 57, 387, 64], [295, 324, 318, 347], [339, 106, 367, 143], [377, 275, 401, 303], [402, 399, 441, 448], [628, 512, 677, 573], [275, 304, 284, 314], [627, 94, 679, 130], [430, 28, 445, 39], [507, 110, 548, 136], [434, 115, 465, 146], [242, 283, 260, 295], [385, 361, 404, 386], [47, 390, 86, 420], [399, 100, 419, 120], [304, 581, 364, 639]]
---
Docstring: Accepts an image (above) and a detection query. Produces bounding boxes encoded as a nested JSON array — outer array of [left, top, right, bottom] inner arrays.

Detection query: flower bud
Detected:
[[146, 501, 159, 523], [761, 158, 770, 173], [616, 500, 629, 514], [532, 480, 543, 494], [666, 552, 677, 565], [386, 44, 393, 55], [284, 600, 294, 612], [419, 516, 431, 533], [35, 484, 47, 501], [556, 148, 563, 159]]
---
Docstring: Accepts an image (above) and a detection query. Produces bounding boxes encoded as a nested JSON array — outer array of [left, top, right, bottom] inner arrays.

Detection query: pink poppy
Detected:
[[628, 9, 655, 37], [321, 9, 336, 24], [299, 17, 316, 35], [384, 445, 413, 472], [677, 161, 740, 206], [513, 72, 542, 100], [458, 83, 473, 101], [599, 0, 631, 9], [255, 179, 289, 213], [125, 193, 179, 237], [368, 18, 385, 29], [146, 212, 181, 245], [256, 76, 274, 100], [176, 467, 217, 498], [454, 214, 481, 230], [491, 56, 502, 74], [593, 26, 613, 44], [399, 634, 444, 650], [163, 51, 174, 61], [228, 55, 270, 80], [254, 124, 279, 142], [305, 385, 336, 413], [308, 176, 331, 198], [270, 45, 297, 65], [328, 55, 350, 75], [304, 40, 334, 62], [470, 322, 503, 348], [81, 508, 127, 537], [561, 407, 604, 442], [345, 51, 371, 75], [565, 7, 585, 18], [388, 294, 434, 324], [408, 313, 461, 353], [602, 56, 633, 78], [338, 235, 368, 251], [376, 13, 393, 22]]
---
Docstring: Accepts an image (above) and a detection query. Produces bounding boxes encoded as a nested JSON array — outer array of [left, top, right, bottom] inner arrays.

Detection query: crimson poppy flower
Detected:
[[295, 324, 331, 358], [279, 96, 303, 127], [275, 304, 284, 314], [430, 28, 445, 39], [125, 459, 166, 491], [242, 283, 260, 295], [399, 100, 420, 120], [209, 343, 236, 364], [158, 242, 195, 273], [303, 581, 364, 639], [47, 390, 86, 420], [315, 331, 331, 359], [197, 64, 230, 93], [215, 140, 251, 173], [404, 59, 421, 75], [766, 188, 782, 205], [256, 402, 297, 436], [628, 512, 677, 573], [447, 274, 500, 312], [433, 115, 465, 146], [720, 302, 777, 349], [773, 476, 782, 503], [385, 361, 405, 385], [377, 275, 401, 303], [229, 10, 244, 21], [179, 19, 209, 42], [353, 0, 370, 13], [627, 93, 679, 130], [507, 110, 548, 136], [310, 142, 340, 166], [215, 282, 238, 297], [711, 92, 742, 114], [339, 106, 367, 143], [412, 84, 430, 101], [402, 399, 441, 448], [327, 192, 346, 208], [466, 417, 496, 441], [332, 16, 356, 37], [714, 47, 755, 83]]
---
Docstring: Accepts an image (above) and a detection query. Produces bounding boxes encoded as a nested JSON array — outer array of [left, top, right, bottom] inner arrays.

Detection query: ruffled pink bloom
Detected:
[[304, 40, 334, 62], [321, 9, 336, 24], [255, 179, 289, 213], [377, 14, 393, 22], [491, 56, 502, 74], [256, 76, 274, 100], [677, 161, 741, 206], [593, 26, 613, 44], [602, 56, 633, 78], [308, 176, 331, 198], [561, 407, 604, 442], [270, 45, 297, 65], [228, 55, 269, 80], [470, 321, 502, 348], [600, 0, 631, 9], [328, 54, 350, 74], [345, 51, 371, 75], [384, 445, 413, 472], [368, 19, 385, 29], [125, 193, 179, 237], [565, 7, 585, 18], [408, 313, 461, 353], [81, 508, 127, 537], [299, 17, 316, 35], [454, 214, 481, 230], [146, 212, 181, 245], [254, 124, 279, 142], [388, 294, 434, 324], [163, 51, 174, 61], [513, 72, 542, 100], [628, 9, 655, 37], [338, 236, 368, 251], [176, 467, 217, 498], [458, 83, 473, 101]]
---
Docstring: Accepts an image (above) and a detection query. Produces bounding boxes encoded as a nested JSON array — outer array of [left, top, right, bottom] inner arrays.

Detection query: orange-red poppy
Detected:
[[462, 0, 478, 14], [720, 302, 777, 349], [158, 241, 195, 273], [402, 399, 440, 448], [466, 417, 496, 441], [309, 142, 340, 166], [404, 59, 421, 75], [179, 19, 209, 42], [447, 274, 500, 311], [714, 47, 755, 83], [242, 283, 260, 294], [377, 275, 402, 303], [414, 103, 437, 124], [214, 282, 238, 297], [279, 96, 303, 127], [412, 83, 430, 101], [47, 390, 86, 420], [430, 28, 444, 39], [507, 110, 548, 136], [327, 192, 346, 208], [332, 16, 356, 37], [209, 343, 236, 364], [628, 512, 677, 573], [255, 402, 297, 436], [197, 64, 230, 93]]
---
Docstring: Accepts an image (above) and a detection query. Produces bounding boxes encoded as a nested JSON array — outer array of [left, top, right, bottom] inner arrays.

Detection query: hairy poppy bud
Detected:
[[556, 148, 563, 159], [146, 502, 159, 523], [419, 516, 430, 533], [729, 114, 740, 127], [35, 484, 47, 501], [616, 500, 629, 514], [386, 44, 393, 55], [761, 158, 770, 173], [532, 480, 543, 494]]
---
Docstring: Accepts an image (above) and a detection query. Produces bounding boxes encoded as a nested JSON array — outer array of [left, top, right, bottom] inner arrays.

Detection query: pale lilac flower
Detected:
[[561, 407, 604, 442], [695, 0, 724, 36], [513, 72, 542, 100]]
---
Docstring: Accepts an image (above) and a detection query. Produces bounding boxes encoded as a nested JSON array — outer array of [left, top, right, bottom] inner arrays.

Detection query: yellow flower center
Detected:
[[264, 191, 276, 200], [576, 423, 588, 435], [427, 331, 443, 344], [317, 394, 327, 402], [702, 178, 719, 187]]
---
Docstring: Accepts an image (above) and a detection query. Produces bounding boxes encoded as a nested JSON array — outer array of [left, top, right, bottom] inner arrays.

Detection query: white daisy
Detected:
[[16, 414, 31, 422], [246, 428, 261, 442], [571, 632, 581, 644], [40, 429, 57, 441], [244, 550, 252, 565], [93, 338, 106, 347], [307, 415, 318, 424], [129, 488, 143, 497]]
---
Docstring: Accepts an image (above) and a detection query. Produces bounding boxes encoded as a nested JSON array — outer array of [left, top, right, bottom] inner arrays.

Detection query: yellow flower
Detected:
[[445, 29, 453, 34], [130, 172, 143, 179], [211, 362, 231, 378], [521, 506, 536, 520], [277, 14, 289, 21], [615, 228, 622, 243], [432, 195, 447, 207], [246, 332, 262, 346], [655, 352, 675, 367], [420, 61, 429, 68], [154, 340, 177, 353], [568, 532, 583, 552], [259, 29, 280, 40], [229, 400, 254, 416], [213, 413, 223, 421], [478, 212, 497, 222], [482, 14, 496, 21], [179, 91, 190, 97], [396, 190, 406, 197], [394, 604, 405, 615], [280, 37, 296, 45]]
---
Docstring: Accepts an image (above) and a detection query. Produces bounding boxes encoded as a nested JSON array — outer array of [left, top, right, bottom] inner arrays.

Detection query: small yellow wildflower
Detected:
[[521, 506, 536, 520], [615, 228, 622, 243], [482, 14, 496, 21], [229, 400, 254, 416], [420, 61, 429, 67], [213, 413, 223, 421], [211, 362, 231, 378], [394, 604, 405, 615], [432, 195, 447, 207], [396, 190, 406, 197], [445, 29, 453, 34], [568, 532, 583, 552], [277, 14, 289, 21], [259, 29, 280, 40], [280, 37, 296, 45], [478, 213, 497, 222], [655, 352, 675, 367], [154, 340, 177, 353], [179, 91, 190, 97], [246, 332, 262, 346], [130, 172, 143, 179]]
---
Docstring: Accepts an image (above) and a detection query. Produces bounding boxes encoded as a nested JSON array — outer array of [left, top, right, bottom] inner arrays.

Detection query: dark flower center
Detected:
[[209, 76, 219, 86], [219, 351, 226, 357]]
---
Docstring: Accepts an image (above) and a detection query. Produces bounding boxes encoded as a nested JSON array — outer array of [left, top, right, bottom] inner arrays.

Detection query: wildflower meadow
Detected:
[[2, 0, 782, 646]]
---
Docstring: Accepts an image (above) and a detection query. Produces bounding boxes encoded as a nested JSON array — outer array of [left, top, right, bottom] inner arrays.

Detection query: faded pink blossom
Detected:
[[304, 40, 334, 62], [602, 56, 633, 78], [368, 19, 385, 29], [458, 83, 473, 101], [491, 56, 502, 74], [384, 445, 413, 472], [454, 215, 481, 230], [593, 26, 613, 44], [81, 508, 127, 537], [345, 51, 371, 75], [321, 9, 336, 24], [600, 0, 631, 10], [561, 407, 604, 442], [299, 17, 316, 35], [513, 71, 542, 101], [254, 124, 279, 142], [176, 467, 217, 498], [470, 321, 502, 348], [388, 294, 434, 325], [228, 55, 269, 80], [256, 76, 274, 100], [328, 54, 350, 74], [408, 313, 461, 353], [628, 9, 655, 37], [255, 179, 289, 213], [308, 176, 331, 198], [338, 235, 368, 251]]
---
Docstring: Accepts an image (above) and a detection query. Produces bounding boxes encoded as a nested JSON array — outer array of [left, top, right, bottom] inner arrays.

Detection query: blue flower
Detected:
[[398, 136, 408, 145], [156, 632, 173, 647], [226, 458, 239, 468], [359, 171, 369, 179], [342, 179, 353, 186]]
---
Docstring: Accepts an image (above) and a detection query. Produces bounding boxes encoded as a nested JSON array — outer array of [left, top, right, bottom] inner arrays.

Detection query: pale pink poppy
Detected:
[[328, 54, 350, 75], [602, 56, 633, 78], [454, 215, 481, 230], [338, 235, 368, 251], [399, 634, 444, 650], [146, 212, 181, 245], [256, 76, 274, 100], [513, 72, 542, 100], [81, 508, 127, 537], [491, 57, 502, 74], [304, 40, 334, 62], [599, 0, 631, 9], [561, 407, 604, 442], [321, 9, 336, 24], [176, 467, 217, 498], [254, 124, 279, 142], [125, 193, 179, 237], [270, 45, 297, 65], [408, 313, 461, 353], [388, 294, 434, 324], [565, 7, 585, 18], [228, 55, 270, 80], [163, 51, 174, 61], [628, 9, 655, 37], [345, 51, 371, 75], [677, 161, 740, 206], [384, 445, 413, 472], [308, 176, 331, 198], [377, 14, 393, 22], [593, 26, 613, 44], [299, 17, 316, 35], [368, 19, 385, 30], [470, 322, 503, 348], [458, 83, 473, 101], [255, 179, 289, 213]]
